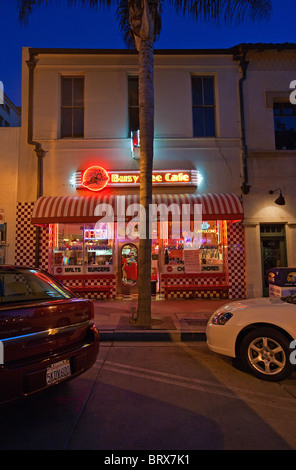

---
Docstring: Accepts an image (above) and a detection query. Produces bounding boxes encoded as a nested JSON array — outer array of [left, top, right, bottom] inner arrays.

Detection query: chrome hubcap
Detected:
[[247, 336, 286, 376]]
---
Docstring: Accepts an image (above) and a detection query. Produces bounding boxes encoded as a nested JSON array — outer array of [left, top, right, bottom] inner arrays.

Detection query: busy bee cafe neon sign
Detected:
[[71, 166, 201, 191]]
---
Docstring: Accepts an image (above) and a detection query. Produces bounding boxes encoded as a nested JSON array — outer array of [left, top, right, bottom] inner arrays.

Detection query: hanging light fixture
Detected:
[[269, 188, 285, 206]]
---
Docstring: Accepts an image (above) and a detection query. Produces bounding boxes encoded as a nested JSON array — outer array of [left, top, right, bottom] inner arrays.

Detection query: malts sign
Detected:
[[72, 167, 200, 191]]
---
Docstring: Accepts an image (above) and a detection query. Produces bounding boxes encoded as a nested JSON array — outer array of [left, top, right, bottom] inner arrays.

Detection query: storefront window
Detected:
[[84, 223, 113, 274], [163, 220, 226, 273], [51, 223, 113, 275], [52, 223, 84, 274]]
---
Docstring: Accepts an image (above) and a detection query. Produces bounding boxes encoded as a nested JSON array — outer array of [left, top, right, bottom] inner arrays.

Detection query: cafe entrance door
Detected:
[[117, 242, 139, 295]]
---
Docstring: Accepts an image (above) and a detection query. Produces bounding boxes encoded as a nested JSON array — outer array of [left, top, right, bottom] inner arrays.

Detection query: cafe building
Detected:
[[15, 47, 247, 300]]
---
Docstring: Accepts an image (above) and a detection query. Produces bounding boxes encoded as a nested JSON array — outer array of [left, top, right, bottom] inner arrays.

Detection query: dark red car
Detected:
[[0, 266, 100, 405]]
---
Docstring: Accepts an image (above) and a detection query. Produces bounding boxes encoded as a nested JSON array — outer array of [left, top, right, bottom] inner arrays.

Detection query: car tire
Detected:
[[239, 327, 294, 382]]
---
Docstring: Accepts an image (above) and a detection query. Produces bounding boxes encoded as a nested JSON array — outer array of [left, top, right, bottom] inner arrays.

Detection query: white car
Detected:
[[206, 296, 296, 382]]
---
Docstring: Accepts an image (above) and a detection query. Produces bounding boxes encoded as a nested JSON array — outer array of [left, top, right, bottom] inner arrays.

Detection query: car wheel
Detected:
[[239, 327, 294, 382]]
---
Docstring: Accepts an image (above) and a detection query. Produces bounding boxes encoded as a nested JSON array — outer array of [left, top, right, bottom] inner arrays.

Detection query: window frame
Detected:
[[191, 75, 216, 138], [60, 75, 85, 139], [128, 75, 139, 137], [273, 101, 296, 150]]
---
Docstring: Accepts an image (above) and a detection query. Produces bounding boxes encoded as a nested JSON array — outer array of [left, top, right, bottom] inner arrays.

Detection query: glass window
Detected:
[[163, 220, 225, 273], [53, 224, 84, 274], [273, 102, 296, 150], [199, 221, 225, 272], [61, 77, 84, 138], [192, 76, 216, 137], [128, 76, 139, 135], [51, 223, 113, 275], [84, 223, 113, 274]]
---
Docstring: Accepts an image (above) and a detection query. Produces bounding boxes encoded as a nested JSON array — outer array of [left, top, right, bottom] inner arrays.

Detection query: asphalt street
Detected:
[[1, 339, 296, 451], [1, 298, 296, 452]]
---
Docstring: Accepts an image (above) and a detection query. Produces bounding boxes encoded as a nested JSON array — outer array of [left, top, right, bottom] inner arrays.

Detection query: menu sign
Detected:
[[184, 249, 201, 273], [53, 265, 114, 275]]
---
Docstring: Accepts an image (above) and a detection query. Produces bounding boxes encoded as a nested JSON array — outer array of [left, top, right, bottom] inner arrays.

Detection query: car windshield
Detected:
[[0, 270, 73, 304]]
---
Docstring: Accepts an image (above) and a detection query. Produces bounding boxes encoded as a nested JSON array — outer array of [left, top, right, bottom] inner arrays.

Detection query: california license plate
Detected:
[[46, 359, 71, 385]]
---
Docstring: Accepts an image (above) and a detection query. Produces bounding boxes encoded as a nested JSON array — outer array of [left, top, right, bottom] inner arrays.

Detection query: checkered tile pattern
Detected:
[[15, 202, 36, 267], [161, 275, 226, 288], [160, 275, 228, 299], [162, 290, 227, 299], [59, 276, 116, 300], [15, 202, 50, 269], [85, 276, 116, 300], [227, 221, 246, 299]]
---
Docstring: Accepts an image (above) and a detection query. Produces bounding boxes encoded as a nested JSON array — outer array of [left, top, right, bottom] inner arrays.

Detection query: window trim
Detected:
[[265, 91, 290, 108], [273, 100, 296, 150], [60, 75, 85, 139], [128, 75, 139, 137], [191, 75, 216, 138]]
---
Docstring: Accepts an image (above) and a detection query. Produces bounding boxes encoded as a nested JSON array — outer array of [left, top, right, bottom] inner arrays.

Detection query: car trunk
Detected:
[[0, 298, 94, 364]]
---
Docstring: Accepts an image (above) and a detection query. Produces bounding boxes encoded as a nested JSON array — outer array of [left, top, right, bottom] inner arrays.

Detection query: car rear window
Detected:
[[0, 270, 72, 303]]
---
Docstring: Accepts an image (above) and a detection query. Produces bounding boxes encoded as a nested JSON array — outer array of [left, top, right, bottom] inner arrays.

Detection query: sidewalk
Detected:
[[93, 297, 230, 342]]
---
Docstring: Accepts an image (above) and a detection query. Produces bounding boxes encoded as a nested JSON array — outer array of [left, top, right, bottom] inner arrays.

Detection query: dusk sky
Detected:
[[1, 0, 296, 106]]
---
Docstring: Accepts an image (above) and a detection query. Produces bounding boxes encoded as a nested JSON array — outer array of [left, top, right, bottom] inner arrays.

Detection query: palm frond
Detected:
[[116, 0, 135, 48], [17, 0, 112, 24], [17, 0, 272, 44], [116, 0, 163, 49], [170, 0, 272, 24]]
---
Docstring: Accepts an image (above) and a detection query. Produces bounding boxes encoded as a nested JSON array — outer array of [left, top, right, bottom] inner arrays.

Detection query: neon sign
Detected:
[[72, 168, 202, 191], [82, 166, 109, 192]]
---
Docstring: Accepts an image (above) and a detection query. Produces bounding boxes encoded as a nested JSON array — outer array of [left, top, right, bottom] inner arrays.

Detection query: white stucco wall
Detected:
[[19, 48, 242, 200], [0, 127, 20, 263]]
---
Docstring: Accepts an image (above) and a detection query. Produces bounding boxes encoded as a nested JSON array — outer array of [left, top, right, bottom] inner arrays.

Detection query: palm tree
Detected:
[[17, 0, 272, 327]]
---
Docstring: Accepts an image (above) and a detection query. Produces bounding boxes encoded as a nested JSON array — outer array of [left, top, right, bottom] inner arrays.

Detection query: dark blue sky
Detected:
[[1, 0, 295, 106]]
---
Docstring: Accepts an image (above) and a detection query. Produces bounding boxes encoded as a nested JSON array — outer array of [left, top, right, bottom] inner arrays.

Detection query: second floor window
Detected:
[[61, 76, 84, 138], [128, 76, 139, 136], [192, 76, 215, 137], [273, 102, 296, 150]]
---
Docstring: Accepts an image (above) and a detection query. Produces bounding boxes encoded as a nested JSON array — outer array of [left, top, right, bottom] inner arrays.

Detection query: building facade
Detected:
[[0, 89, 21, 265], [241, 44, 296, 298], [12, 44, 296, 300], [0, 91, 21, 128]]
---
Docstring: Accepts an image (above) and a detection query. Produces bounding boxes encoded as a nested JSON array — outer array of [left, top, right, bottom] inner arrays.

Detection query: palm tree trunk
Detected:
[[136, 38, 154, 327]]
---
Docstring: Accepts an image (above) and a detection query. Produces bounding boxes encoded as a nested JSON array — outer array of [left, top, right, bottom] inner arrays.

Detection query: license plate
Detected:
[[46, 359, 71, 385]]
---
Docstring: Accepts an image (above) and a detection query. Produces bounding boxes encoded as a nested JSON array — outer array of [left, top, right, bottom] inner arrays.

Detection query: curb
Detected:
[[100, 329, 207, 342]]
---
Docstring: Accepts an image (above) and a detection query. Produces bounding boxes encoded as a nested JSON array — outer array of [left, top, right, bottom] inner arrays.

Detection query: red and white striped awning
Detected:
[[31, 193, 243, 224]]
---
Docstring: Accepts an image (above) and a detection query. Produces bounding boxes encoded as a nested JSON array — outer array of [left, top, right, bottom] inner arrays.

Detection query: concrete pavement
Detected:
[[93, 297, 231, 341]]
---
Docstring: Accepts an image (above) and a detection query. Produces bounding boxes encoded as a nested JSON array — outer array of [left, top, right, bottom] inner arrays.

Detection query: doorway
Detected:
[[260, 224, 287, 296], [117, 242, 138, 295]]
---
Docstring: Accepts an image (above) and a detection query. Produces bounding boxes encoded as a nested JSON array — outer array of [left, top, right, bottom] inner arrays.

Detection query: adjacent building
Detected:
[[0, 90, 21, 265]]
